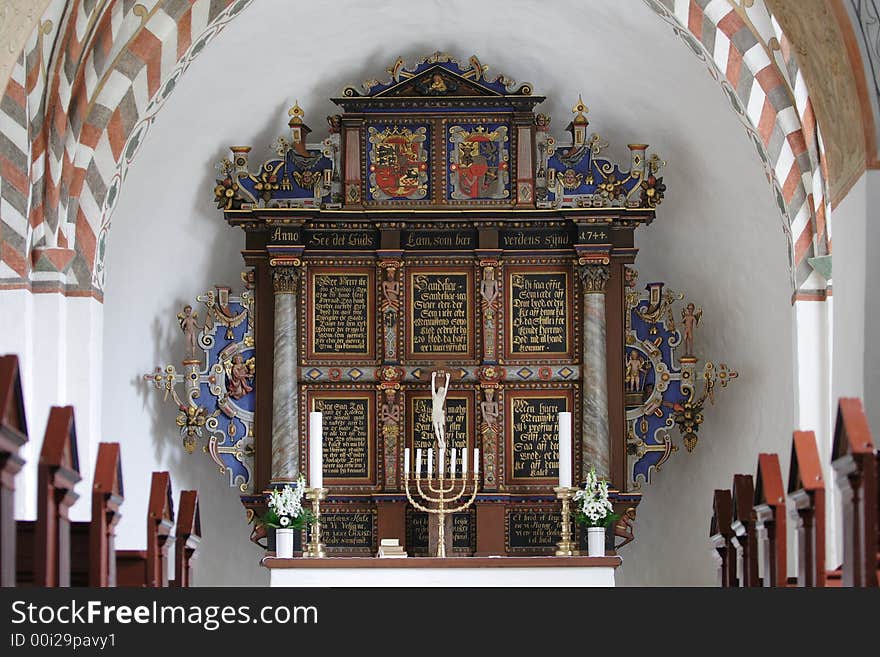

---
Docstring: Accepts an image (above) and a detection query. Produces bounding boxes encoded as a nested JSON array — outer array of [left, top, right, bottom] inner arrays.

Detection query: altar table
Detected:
[[263, 556, 620, 587]]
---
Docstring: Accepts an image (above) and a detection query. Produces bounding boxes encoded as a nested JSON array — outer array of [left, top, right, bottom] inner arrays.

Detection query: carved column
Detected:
[[271, 264, 301, 483], [578, 260, 611, 480]]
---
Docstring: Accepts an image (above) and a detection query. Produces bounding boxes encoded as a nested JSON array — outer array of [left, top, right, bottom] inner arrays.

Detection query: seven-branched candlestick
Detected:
[[404, 447, 479, 558]]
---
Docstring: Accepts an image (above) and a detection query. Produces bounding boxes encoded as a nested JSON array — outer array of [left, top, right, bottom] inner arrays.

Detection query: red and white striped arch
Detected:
[[0, 0, 829, 300]]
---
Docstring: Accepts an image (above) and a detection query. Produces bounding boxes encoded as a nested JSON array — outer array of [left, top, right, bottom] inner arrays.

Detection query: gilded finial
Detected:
[[288, 100, 305, 126], [572, 94, 589, 125]]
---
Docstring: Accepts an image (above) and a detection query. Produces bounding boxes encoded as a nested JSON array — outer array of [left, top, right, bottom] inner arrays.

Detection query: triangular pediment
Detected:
[[789, 430, 823, 493], [832, 397, 874, 460], [374, 65, 504, 98], [0, 354, 28, 443], [41, 406, 79, 475], [754, 453, 784, 506]]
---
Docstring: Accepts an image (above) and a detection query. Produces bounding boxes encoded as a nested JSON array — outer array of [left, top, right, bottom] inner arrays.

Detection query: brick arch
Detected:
[[0, 0, 828, 298], [643, 0, 829, 299], [0, 0, 253, 298]]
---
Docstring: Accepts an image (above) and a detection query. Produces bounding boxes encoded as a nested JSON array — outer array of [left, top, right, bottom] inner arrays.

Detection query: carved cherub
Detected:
[[625, 350, 649, 392], [177, 305, 200, 359], [227, 354, 253, 400], [681, 302, 702, 356], [614, 507, 637, 549]]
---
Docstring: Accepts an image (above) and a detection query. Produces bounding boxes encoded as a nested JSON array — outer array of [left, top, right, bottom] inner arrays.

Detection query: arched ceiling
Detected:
[[0, 0, 873, 299]]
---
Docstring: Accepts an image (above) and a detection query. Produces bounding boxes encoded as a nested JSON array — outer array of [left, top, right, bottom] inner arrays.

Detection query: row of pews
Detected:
[[0, 354, 201, 587], [710, 397, 878, 587]]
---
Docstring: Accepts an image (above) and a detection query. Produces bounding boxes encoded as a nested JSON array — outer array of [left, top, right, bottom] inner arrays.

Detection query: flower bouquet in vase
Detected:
[[254, 474, 315, 558], [573, 467, 619, 557]]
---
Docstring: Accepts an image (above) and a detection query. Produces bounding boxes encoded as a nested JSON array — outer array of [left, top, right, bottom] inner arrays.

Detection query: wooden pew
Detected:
[[731, 474, 759, 587], [831, 398, 877, 587], [70, 443, 123, 586], [0, 355, 28, 587], [16, 406, 81, 586], [116, 472, 174, 587], [753, 453, 787, 587], [709, 489, 736, 587], [170, 490, 200, 587], [787, 430, 826, 587]]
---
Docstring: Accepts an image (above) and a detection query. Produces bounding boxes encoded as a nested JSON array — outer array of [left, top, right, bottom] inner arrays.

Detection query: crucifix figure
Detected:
[[431, 369, 451, 450]]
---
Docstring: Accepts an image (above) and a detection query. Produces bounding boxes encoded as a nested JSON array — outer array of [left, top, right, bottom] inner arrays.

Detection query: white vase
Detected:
[[587, 526, 605, 557], [275, 528, 294, 558]]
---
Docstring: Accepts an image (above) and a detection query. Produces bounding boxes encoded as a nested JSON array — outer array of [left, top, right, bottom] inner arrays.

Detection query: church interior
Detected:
[[0, 0, 878, 588]]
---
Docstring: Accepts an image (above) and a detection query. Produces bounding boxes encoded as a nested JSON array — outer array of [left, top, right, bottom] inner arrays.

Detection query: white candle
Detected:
[[309, 411, 323, 489], [427, 448, 434, 476], [415, 448, 422, 476], [451, 448, 457, 477], [404, 447, 410, 475], [462, 448, 468, 475], [474, 448, 480, 473], [439, 448, 445, 477], [558, 411, 572, 488]]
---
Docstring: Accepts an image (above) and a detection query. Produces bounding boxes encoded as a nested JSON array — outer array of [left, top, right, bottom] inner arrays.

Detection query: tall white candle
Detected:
[[404, 447, 410, 475], [451, 448, 457, 477], [558, 411, 572, 488], [427, 448, 434, 476], [439, 448, 445, 477], [309, 411, 323, 489], [415, 448, 422, 476], [462, 448, 468, 474], [474, 448, 480, 473]]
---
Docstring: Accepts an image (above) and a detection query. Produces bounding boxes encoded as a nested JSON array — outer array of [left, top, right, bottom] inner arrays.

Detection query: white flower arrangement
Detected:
[[256, 474, 315, 531], [573, 466, 618, 528]]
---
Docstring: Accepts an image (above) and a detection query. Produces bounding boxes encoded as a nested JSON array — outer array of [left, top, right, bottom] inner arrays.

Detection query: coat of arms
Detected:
[[368, 126, 429, 200], [448, 124, 509, 200]]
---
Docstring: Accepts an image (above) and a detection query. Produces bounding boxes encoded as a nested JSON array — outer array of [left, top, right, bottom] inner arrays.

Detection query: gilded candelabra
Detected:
[[554, 486, 579, 556], [302, 487, 327, 558], [404, 448, 479, 558]]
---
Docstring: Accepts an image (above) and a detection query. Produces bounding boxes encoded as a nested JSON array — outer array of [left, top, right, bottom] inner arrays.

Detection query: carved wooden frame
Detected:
[[404, 263, 477, 362], [303, 387, 378, 490], [503, 265, 574, 362], [303, 260, 377, 365]]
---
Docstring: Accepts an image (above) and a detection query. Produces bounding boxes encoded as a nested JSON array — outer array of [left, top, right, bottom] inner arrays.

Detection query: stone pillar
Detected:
[[271, 265, 300, 483], [579, 262, 610, 480]]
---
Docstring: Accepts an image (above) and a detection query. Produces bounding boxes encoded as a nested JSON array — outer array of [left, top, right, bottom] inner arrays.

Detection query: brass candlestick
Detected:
[[554, 486, 579, 556], [302, 487, 327, 559]]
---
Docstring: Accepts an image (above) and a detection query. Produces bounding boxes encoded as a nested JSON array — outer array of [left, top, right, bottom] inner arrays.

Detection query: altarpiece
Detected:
[[145, 53, 735, 559]]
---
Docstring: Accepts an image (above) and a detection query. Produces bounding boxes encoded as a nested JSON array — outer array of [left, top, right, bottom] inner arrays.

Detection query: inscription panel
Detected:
[[406, 391, 473, 476], [402, 229, 476, 250], [308, 391, 375, 485], [306, 509, 376, 554], [406, 510, 475, 555], [504, 390, 572, 485], [500, 226, 573, 249], [506, 507, 561, 553], [304, 228, 379, 250], [307, 268, 375, 360], [506, 268, 572, 359], [406, 268, 474, 360]]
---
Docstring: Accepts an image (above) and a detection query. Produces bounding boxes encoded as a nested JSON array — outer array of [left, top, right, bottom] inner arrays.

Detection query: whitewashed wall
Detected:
[[92, 0, 802, 586], [862, 171, 880, 435]]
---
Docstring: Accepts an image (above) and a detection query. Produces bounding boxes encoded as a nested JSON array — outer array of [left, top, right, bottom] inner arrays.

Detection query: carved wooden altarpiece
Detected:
[[145, 53, 737, 558]]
